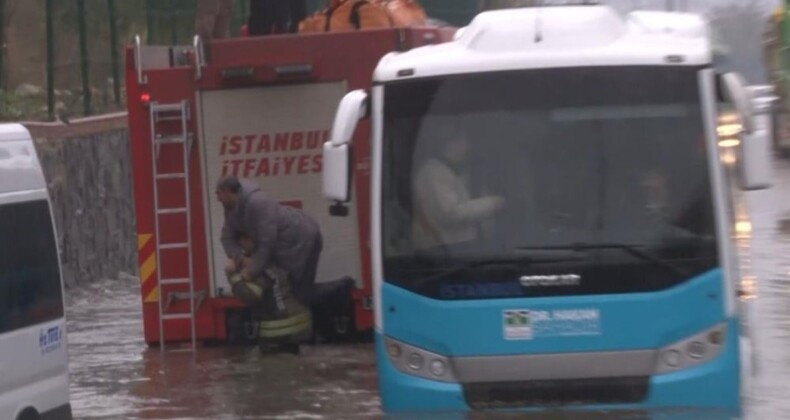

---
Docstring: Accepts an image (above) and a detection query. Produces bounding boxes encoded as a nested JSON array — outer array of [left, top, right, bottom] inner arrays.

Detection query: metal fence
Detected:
[[2, 1, 150, 122], [0, 0, 530, 122]]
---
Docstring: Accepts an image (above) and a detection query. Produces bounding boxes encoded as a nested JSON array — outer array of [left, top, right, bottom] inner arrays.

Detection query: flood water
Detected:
[[65, 158, 790, 419]]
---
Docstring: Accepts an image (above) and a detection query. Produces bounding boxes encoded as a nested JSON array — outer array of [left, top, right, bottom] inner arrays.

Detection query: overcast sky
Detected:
[[601, 0, 776, 82], [604, 0, 778, 14], [531, 0, 776, 82]]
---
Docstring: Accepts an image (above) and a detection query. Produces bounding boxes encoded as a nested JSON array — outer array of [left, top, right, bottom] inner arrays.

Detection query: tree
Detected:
[[0, 0, 22, 89]]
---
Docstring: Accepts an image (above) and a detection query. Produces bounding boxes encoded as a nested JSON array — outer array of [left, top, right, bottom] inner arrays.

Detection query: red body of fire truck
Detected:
[[124, 28, 455, 347]]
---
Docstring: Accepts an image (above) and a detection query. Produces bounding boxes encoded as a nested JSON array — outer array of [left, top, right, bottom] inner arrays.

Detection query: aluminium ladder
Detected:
[[149, 100, 205, 353]]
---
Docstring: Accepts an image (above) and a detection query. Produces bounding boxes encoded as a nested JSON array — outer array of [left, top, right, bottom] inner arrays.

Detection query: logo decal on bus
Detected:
[[503, 310, 533, 340], [519, 274, 581, 287], [39, 325, 63, 355], [503, 308, 602, 340]]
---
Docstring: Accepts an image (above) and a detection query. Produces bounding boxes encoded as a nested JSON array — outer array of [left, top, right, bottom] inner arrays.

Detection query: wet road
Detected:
[[65, 281, 380, 419], [65, 158, 790, 419], [739, 156, 790, 420]]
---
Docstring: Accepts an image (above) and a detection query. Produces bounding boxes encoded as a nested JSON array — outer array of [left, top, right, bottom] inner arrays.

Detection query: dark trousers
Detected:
[[294, 232, 323, 305], [248, 0, 307, 35]]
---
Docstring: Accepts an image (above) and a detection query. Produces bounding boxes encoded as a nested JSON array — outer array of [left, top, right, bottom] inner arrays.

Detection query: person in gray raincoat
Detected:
[[215, 176, 323, 308]]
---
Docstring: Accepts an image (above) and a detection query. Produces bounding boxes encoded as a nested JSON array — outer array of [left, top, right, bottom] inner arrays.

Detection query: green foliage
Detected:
[[0, 90, 48, 121]]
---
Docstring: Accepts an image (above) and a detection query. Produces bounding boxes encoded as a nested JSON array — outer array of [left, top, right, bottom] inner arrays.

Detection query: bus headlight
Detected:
[[687, 341, 706, 359], [708, 330, 723, 345], [429, 359, 447, 377], [387, 343, 402, 358], [655, 323, 727, 374], [407, 353, 424, 370], [384, 336, 456, 382], [662, 349, 682, 367]]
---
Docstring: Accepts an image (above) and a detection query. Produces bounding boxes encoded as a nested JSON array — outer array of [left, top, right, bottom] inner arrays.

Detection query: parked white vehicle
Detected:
[[0, 124, 72, 420]]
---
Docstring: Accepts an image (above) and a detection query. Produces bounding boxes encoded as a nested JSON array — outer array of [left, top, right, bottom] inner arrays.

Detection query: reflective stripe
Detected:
[[258, 313, 312, 338], [259, 310, 311, 330], [228, 273, 243, 286]]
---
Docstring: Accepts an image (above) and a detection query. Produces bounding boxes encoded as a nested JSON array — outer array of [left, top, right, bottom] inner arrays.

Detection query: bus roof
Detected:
[[374, 5, 711, 82]]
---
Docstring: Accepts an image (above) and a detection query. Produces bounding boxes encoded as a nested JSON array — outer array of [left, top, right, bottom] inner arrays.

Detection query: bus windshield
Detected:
[[381, 66, 719, 300]]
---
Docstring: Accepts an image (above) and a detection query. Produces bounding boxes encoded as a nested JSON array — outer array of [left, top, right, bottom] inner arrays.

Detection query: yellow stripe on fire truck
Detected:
[[137, 234, 159, 303]]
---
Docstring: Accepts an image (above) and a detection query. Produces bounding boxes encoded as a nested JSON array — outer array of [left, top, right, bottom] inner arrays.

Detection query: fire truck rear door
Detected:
[[197, 82, 363, 297]]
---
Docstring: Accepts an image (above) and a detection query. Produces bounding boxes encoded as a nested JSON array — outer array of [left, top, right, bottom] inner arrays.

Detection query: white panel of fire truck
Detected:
[[197, 82, 363, 297]]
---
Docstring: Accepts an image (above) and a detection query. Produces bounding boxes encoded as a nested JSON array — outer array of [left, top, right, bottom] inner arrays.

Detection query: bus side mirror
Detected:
[[323, 90, 369, 215], [738, 112, 773, 191], [721, 72, 772, 191], [749, 85, 781, 147]]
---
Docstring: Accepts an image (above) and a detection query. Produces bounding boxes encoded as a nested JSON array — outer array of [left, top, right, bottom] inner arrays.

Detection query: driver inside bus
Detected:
[[411, 120, 505, 254], [639, 168, 701, 242]]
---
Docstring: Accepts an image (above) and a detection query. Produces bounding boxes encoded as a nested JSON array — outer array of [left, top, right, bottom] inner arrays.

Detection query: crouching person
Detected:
[[216, 175, 323, 353], [225, 236, 312, 354]]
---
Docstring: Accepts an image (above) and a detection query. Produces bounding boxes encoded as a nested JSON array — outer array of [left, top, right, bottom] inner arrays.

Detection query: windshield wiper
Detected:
[[414, 255, 585, 288], [516, 243, 688, 277]]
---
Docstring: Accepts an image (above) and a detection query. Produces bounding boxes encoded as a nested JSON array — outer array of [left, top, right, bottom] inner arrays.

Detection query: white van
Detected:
[[0, 124, 72, 420]]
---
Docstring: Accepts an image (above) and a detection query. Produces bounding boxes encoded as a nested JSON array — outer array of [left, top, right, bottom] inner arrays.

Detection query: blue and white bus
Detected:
[[323, 4, 772, 414]]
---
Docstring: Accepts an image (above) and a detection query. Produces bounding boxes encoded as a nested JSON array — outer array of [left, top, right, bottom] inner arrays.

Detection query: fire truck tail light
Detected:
[[140, 92, 151, 106]]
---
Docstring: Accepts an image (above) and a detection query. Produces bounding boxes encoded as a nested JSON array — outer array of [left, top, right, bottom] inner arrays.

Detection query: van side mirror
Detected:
[[720, 72, 772, 191], [322, 90, 369, 215]]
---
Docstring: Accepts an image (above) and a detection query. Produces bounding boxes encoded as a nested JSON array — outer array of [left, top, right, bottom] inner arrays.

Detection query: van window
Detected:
[[0, 200, 64, 333]]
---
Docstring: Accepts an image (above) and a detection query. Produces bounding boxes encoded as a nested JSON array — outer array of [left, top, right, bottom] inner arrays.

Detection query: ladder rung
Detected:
[[162, 313, 193, 321], [157, 207, 187, 215], [156, 173, 186, 180], [154, 116, 185, 123], [166, 348, 195, 353], [152, 103, 186, 113], [159, 242, 189, 250], [161, 278, 190, 285], [154, 135, 186, 144]]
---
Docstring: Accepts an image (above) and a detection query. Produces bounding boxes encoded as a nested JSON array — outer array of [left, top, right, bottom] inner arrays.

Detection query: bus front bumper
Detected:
[[375, 320, 742, 416]]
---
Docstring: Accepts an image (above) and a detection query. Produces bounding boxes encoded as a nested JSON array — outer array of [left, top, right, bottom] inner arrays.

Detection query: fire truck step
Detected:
[[154, 115, 186, 123], [157, 207, 187, 215], [156, 173, 186, 180], [151, 103, 186, 113], [162, 313, 193, 321], [159, 242, 189, 250], [161, 278, 191, 285]]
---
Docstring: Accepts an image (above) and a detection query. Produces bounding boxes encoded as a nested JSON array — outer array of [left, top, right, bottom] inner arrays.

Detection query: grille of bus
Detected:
[[462, 376, 649, 409]]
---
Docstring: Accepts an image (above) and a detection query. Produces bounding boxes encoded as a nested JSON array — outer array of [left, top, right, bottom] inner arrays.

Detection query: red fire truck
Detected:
[[124, 27, 456, 349]]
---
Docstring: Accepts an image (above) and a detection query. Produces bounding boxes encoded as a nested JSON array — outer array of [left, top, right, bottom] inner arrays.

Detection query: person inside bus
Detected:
[[638, 168, 704, 244], [411, 120, 505, 254]]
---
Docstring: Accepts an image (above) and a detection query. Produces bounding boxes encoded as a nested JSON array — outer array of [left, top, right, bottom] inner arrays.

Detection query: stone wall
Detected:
[[24, 113, 137, 288]]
